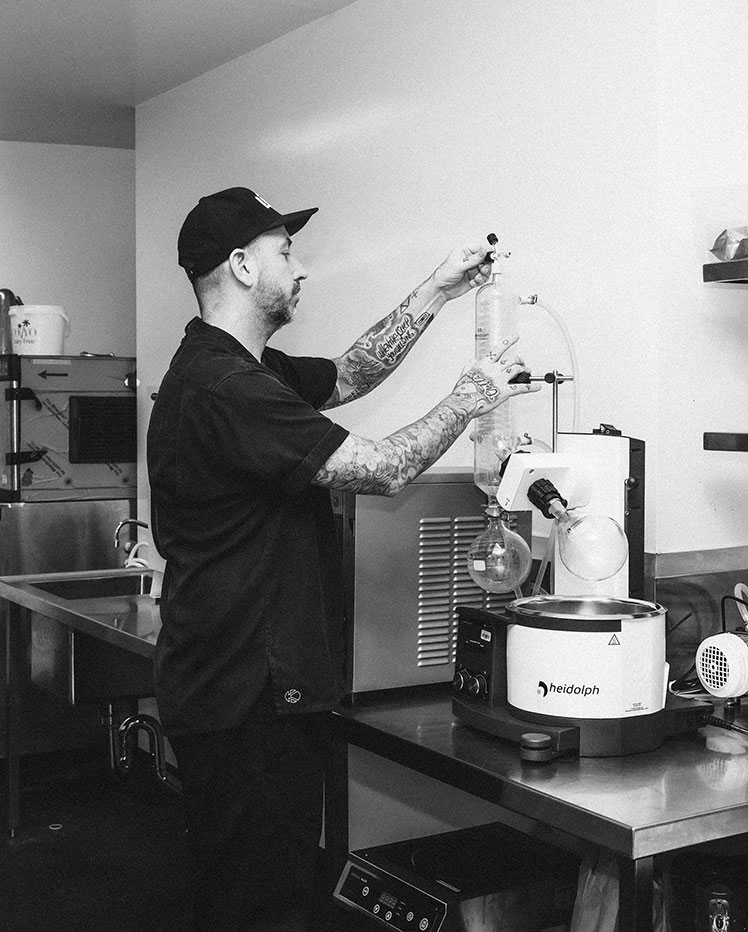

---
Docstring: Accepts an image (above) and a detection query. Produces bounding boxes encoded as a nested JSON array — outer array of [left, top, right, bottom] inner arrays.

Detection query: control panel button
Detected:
[[335, 860, 445, 932]]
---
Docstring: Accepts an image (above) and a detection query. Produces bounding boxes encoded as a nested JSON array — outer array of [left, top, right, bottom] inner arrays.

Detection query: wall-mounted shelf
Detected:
[[704, 432, 748, 452], [703, 259, 748, 283]]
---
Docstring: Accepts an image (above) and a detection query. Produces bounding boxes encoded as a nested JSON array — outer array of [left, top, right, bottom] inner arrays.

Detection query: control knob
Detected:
[[452, 669, 468, 692], [467, 673, 487, 699]]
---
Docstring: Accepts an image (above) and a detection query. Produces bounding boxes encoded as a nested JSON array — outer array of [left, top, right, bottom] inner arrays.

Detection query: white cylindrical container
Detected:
[[505, 596, 668, 720], [8, 306, 69, 354]]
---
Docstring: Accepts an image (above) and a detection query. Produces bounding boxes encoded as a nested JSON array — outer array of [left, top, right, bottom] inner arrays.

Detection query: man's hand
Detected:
[[431, 242, 494, 301], [452, 340, 541, 417]]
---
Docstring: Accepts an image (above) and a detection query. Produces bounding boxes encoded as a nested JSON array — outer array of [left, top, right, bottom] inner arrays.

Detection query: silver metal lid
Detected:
[[508, 595, 664, 621]]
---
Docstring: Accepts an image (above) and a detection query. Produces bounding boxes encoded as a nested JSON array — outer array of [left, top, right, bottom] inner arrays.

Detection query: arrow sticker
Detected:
[[38, 370, 69, 380]]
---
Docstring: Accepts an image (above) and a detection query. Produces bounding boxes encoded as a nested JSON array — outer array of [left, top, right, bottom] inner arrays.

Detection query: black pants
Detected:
[[170, 686, 331, 932]]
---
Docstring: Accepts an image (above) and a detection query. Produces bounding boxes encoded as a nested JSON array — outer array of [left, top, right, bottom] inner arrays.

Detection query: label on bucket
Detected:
[[9, 307, 67, 355]]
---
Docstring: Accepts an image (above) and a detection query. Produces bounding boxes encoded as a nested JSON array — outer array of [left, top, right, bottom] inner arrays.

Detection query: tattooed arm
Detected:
[[322, 242, 494, 409], [313, 346, 540, 496]]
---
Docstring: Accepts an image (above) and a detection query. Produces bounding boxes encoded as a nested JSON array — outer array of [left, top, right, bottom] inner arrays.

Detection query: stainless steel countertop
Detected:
[[0, 569, 160, 658], [336, 690, 748, 860], [6, 571, 748, 864]]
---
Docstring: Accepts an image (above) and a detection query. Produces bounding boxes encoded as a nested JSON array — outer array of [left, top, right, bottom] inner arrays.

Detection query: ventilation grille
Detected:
[[416, 513, 515, 667], [698, 644, 730, 691]]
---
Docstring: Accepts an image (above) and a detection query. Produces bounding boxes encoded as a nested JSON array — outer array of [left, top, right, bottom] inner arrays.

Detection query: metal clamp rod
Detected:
[[528, 371, 574, 451]]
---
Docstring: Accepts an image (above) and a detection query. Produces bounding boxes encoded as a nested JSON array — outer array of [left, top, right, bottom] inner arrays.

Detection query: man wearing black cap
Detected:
[[147, 187, 537, 931]]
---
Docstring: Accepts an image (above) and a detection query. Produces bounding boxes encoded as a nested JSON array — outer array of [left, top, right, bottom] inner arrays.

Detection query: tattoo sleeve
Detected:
[[313, 393, 475, 496], [322, 278, 446, 410]]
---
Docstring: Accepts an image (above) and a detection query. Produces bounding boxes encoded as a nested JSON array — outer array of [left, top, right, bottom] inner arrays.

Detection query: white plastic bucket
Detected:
[[8, 306, 69, 355]]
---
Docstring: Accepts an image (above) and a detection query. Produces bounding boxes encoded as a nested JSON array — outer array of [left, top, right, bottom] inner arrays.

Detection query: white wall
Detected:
[[654, 0, 748, 553], [0, 142, 135, 356]]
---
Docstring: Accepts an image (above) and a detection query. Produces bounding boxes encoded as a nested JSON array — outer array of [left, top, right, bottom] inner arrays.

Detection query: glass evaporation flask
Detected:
[[546, 496, 628, 582], [473, 247, 523, 498], [467, 500, 533, 594]]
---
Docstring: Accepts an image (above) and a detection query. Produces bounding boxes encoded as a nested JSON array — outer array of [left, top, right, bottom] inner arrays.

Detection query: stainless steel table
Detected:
[[7, 573, 748, 930], [1, 568, 159, 836], [327, 688, 748, 932]]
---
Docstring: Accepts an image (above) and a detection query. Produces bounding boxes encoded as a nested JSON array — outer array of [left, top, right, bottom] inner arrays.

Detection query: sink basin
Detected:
[[0, 568, 159, 705], [33, 572, 152, 600]]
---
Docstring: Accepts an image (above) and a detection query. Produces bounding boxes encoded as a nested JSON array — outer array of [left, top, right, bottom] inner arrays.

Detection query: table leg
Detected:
[[619, 855, 654, 932], [324, 720, 350, 888], [4, 600, 22, 837]]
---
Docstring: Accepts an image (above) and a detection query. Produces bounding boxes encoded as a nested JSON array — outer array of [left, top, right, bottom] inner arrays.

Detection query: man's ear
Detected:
[[227, 247, 254, 286]]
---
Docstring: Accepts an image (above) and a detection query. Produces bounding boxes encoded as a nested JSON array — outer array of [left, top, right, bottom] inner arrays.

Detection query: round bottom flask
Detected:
[[467, 502, 532, 594], [557, 513, 628, 581]]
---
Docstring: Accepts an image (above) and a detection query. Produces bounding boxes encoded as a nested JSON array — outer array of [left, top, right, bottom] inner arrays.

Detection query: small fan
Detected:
[[696, 631, 748, 698]]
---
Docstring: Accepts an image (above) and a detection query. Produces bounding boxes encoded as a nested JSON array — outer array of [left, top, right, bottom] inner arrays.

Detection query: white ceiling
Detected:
[[0, 0, 358, 148]]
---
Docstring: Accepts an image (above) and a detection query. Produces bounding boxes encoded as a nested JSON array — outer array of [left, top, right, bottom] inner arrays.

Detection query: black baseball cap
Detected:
[[178, 187, 318, 281]]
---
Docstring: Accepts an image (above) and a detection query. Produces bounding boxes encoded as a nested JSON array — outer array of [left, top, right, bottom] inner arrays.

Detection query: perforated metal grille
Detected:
[[416, 514, 512, 667], [699, 644, 730, 690]]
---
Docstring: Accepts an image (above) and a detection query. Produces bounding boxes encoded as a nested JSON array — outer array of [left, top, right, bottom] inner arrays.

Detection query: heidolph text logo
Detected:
[[537, 680, 600, 698]]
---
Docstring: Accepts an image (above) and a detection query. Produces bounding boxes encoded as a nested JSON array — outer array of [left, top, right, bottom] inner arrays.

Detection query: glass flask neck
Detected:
[[484, 499, 508, 520]]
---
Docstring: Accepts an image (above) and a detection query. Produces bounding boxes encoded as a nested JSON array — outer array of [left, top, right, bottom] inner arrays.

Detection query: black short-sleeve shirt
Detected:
[[147, 317, 349, 737]]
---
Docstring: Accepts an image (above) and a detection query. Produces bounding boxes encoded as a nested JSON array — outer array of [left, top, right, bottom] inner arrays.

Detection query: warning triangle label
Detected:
[[609, 635, 620, 646]]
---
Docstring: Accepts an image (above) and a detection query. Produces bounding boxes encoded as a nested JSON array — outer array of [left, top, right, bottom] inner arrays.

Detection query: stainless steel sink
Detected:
[[16, 569, 158, 705], [33, 571, 152, 600]]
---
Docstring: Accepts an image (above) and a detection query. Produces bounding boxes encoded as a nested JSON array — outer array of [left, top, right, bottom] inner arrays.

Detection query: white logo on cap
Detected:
[[254, 193, 272, 210], [284, 689, 302, 704]]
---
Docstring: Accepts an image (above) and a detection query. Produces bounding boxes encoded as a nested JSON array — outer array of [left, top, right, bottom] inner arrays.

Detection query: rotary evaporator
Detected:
[[452, 235, 713, 759], [333, 237, 713, 932], [466, 234, 630, 600], [334, 241, 650, 932]]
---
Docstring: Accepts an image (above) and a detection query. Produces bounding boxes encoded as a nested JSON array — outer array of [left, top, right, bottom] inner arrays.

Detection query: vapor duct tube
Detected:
[[533, 298, 581, 433]]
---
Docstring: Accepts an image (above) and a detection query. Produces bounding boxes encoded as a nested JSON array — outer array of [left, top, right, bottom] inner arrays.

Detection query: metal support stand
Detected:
[[530, 369, 574, 451]]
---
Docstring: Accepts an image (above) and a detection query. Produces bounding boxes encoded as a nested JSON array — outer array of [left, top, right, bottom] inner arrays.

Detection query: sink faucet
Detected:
[[113, 518, 148, 550]]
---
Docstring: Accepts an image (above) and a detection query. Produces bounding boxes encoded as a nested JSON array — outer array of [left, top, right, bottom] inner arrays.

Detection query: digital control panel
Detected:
[[335, 859, 446, 931]]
